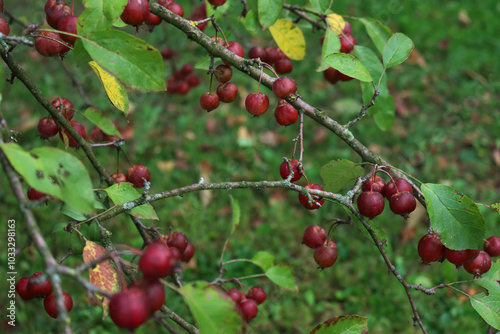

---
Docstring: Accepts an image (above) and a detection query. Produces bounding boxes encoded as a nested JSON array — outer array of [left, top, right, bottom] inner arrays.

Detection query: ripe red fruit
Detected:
[[247, 286, 266, 305], [279, 158, 302, 182], [209, 0, 227, 7], [57, 15, 78, 44], [129, 278, 165, 314], [275, 59, 293, 74], [176, 82, 190, 95], [138, 242, 173, 279], [16, 277, 34, 301], [226, 41, 245, 58], [145, 12, 162, 26], [45, 0, 64, 13], [51, 97, 75, 120], [239, 299, 258, 323], [216, 82, 238, 103], [314, 240, 338, 268], [0, 17, 10, 35], [272, 77, 297, 99], [46, 4, 72, 29], [417, 234, 444, 264], [35, 31, 63, 57], [274, 100, 298, 126], [180, 242, 195, 262], [111, 172, 127, 184], [27, 187, 48, 201], [109, 288, 149, 329], [339, 34, 356, 53], [27, 272, 52, 298], [185, 74, 200, 87], [362, 176, 386, 194], [323, 67, 339, 84], [445, 248, 478, 268], [484, 236, 500, 257], [200, 91, 220, 112], [180, 64, 194, 76], [120, 0, 150, 26], [248, 46, 267, 62], [245, 92, 269, 116], [464, 251, 492, 278], [384, 178, 413, 200], [265, 47, 281, 64], [357, 191, 385, 218], [167, 232, 188, 253], [343, 21, 352, 35], [302, 225, 327, 249], [210, 36, 226, 46], [167, 2, 184, 17], [59, 120, 86, 148], [38, 117, 59, 138], [161, 48, 176, 59], [227, 288, 243, 304], [214, 65, 232, 83], [389, 191, 417, 215], [298, 184, 325, 210], [338, 71, 354, 81], [44, 291, 73, 318], [127, 164, 151, 188]]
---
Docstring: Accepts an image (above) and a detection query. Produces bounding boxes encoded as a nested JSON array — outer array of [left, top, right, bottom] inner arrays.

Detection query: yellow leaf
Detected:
[[269, 19, 305, 61], [326, 13, 346, 35], [83, 240, 122, 318], [89, 61, 130, 115]]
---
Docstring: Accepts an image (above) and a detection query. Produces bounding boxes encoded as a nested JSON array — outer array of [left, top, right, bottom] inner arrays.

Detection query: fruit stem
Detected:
[[121, 149, 134, 167]]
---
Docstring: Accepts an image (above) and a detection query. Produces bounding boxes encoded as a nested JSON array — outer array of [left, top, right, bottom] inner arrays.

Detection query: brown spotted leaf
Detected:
[[83, 240, 122, 317], [310, 315, 368, 333]]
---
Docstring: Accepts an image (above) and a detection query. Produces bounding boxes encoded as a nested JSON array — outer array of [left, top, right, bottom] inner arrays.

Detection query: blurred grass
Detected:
[[1, 0, 499, 333]]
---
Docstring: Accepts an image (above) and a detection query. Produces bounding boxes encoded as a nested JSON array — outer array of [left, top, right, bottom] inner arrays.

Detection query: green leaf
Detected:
[[323, 53, 372, 82], [258, 0, 283, 30], [79, 0, 124, 34], [354, 46, 395, 131], [242, 10, 260, 34], [84, 107, 122, 136], [194, 54, 211, 71], [60, 203, 88, 220], [471, 278, 500, 330], [421, 183, 485, 249], [310, 315, 368, 334], [359, 18, 392, 55], [81, 30, 165, 92], [320, 159, 365, 193], [305, 0, 331, 14], [51, 222, 69, 240], [491, 203, 500, 215], [317, 29, 340, 72], [265, 264, 297, 292], [181, 282, 245, 333], [103, 183, 159, 220], [70, 231, 85, 255], [230, 195, 240, 234], [269, 19, 306, 60], [87, 222, 102, 242], [0, 143, 95, 214], [382, 33, 414, 68], [251, 251, 275, 271]]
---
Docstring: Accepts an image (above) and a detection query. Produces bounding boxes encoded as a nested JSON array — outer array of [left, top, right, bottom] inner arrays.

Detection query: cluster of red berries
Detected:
[[418, 234, 500, 278], [248, 46, 293, 74], [278, 159, 326, 210], [226, 286, 266, 323], [166, 64, 201, 95], [302, 225, 338, 268], [16, 272, 73, 318], [357, 176, 417, 218], [109, 234, 195, 329], [34, 1, 77, 57], [37, 97, 87, 148], [120, 0, 184, 29], [322, 21, 356, 84], [112, 164, 151, 188]]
